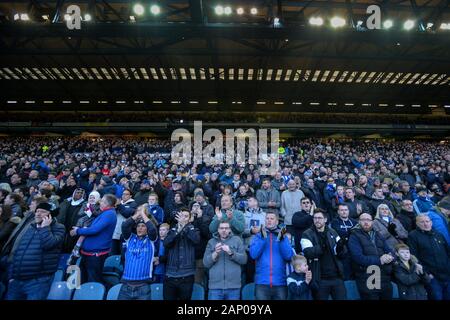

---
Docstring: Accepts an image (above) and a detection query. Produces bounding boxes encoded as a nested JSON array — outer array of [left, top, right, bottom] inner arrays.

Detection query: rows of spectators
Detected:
[[0, 137, 449, 300], [1, 112, 449, 125]]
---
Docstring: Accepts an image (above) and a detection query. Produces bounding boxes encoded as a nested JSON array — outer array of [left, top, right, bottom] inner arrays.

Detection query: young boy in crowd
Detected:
[[393, 244, 430, 300], [286, 255, 313, 300], [153, 223, 170, 283]]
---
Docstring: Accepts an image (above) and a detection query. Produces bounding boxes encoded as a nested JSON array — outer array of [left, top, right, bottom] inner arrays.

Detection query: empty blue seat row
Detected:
[[47, 282, 105, 300], [46, 277, 399, 300]]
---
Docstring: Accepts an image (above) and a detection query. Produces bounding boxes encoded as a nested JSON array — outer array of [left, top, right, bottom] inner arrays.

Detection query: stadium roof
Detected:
[[0, 0, 449, 113]]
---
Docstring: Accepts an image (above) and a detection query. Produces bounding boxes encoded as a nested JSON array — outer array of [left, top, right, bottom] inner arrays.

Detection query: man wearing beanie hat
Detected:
[[5, 202, 65, 300], [118, 207, 157, 300], [412, 185, 435, 215], [426, 196, 450, 247], [97, 175, 117, 197]]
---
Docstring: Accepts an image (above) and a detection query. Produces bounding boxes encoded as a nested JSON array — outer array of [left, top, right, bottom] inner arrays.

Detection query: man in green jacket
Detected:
[[209, 195, 245, 237]]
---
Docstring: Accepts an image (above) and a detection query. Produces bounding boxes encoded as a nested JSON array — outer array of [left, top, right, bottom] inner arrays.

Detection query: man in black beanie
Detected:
[[5, 202, 65, 300]]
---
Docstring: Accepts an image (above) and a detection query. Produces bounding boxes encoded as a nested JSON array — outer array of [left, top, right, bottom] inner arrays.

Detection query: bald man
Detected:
[[348, 213, 394, 300], [408, 215, 450, 300]]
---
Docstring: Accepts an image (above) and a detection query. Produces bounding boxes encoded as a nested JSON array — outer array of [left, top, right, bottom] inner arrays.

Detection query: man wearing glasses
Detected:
[[203, 222, 247, 300], [301, 211, 347, 300], [292, 198, 315, 253], [396, 200, 416, 232]]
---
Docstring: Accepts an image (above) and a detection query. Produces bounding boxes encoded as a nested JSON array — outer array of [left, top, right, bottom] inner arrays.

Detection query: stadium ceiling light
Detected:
[[84, 14, 92, 21], [383, 20, 393, 29], [309, 17, 323, 26], [42, 15, 49, 20], [180, 119, 184, 123], [224, 6, 232, 15], [215, 5, 224, 16], [236, 7, 244, 15], [404, 20, 415, 30], [133, 4, 145, 16], [150, 4, 161, 15], [330, 16, 346, 28], [250, 8, 258, 15]]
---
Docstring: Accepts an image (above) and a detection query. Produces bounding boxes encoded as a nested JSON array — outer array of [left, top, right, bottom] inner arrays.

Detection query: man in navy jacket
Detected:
[[6, 202, 65, 300]]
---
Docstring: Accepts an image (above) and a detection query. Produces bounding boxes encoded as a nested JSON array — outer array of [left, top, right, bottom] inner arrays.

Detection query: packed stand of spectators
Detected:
[[2, 111, 449, 126], [0, 137, 449, 300]]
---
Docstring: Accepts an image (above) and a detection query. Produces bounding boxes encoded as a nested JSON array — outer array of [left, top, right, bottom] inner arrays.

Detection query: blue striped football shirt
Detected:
[[122, 234, 155, 281]]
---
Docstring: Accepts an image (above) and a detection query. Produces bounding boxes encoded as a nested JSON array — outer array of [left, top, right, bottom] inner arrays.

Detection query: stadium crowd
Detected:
[[2, 112, 450, 125], [0, 136, 449, 300]]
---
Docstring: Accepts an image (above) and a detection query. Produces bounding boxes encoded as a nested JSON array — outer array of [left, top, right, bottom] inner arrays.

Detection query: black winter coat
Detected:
[[164, 223, 200, 277], [191, 203, 214, 259], [301, 226, 346, 288], [292, 210, 313, 252], [393, 259, 429, 300], [348, 227, 393, 280], [408, 229, 450, 282], [11, 219, 65, 280]]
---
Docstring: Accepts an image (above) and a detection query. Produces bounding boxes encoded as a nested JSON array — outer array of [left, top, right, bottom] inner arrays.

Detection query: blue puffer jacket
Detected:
[[250, 227, 294, 286], [427, 207, 450, 247], [413, 196, 435, 215], [11, 220, 65, 280]]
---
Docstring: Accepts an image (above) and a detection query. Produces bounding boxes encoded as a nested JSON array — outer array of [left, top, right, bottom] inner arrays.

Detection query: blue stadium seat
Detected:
[[0, 282, 5, 300], [103, 255, 123, 288], [344, 280, 361, 300], [73, 282, 105, 300], [191, 283, 205, 300], [57, 254, 71, 270], [241, 282, 255, 300], [151, 283, 163, 300], [391, 282, 399, 299], [47, 281, 74, 300], [53, 269, 65, 283], [106, 284, 123, 300], [103, 255, 123, 274]]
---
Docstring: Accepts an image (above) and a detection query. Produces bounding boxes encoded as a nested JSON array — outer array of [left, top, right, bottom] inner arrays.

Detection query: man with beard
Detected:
[[330, 204, 357, 280], [301, 211, 347, 300], [56, 188, 86, 252], [348, 213, 395, 300]]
